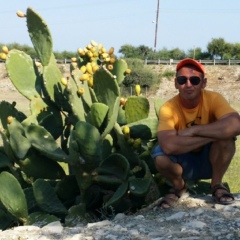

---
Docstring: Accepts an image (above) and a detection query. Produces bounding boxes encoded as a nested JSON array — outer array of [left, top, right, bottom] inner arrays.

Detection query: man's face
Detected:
[[175, 65, 206, 101]]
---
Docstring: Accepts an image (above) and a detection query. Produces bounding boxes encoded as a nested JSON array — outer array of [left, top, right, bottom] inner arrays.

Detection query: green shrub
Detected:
[[122, 58, 160, 88], [162, 70, 175, 79]]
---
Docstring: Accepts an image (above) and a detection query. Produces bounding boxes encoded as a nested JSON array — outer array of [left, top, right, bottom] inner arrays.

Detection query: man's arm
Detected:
[[185, 112, 240, 139], [158, 112, 240, 155], [158, 129, 214, 155]]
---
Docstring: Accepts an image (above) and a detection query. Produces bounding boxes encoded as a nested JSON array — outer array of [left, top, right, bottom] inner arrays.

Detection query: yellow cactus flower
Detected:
[[135, 84, 141, 96]]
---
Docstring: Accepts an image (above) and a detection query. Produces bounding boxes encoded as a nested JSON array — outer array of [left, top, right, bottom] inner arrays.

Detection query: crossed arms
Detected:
[[158, 112, 240, 155]]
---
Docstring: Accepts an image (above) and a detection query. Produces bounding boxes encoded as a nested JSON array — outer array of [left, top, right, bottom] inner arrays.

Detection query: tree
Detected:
[[207, 38, 227, 59], [119, 44, 138, 58]]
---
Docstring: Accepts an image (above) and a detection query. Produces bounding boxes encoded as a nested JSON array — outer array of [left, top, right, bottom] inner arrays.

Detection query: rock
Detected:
[[0, 194, 240, 239]]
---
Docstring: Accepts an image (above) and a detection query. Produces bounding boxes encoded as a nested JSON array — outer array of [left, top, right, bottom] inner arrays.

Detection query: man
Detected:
[[152, 58, 240, 209]]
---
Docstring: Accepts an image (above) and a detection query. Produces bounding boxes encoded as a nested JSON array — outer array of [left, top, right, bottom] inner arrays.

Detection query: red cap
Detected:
[[176, 58, 205, 75]]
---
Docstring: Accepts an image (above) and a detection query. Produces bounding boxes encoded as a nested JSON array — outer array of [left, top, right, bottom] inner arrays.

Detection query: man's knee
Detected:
[[154, 155, 173, 171], [211, 138, 236, 152]]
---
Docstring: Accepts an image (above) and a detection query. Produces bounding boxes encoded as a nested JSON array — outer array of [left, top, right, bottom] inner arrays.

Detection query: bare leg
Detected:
[[210, 139, 235, 202], [155, 155, 185, 208]]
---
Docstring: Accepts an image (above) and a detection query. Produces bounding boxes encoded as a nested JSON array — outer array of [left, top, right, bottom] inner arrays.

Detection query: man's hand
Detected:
[[177, 128, 195, 137]]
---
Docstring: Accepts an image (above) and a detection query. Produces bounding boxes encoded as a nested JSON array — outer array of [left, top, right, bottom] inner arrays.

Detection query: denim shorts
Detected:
[[151, 144, 213, 181]]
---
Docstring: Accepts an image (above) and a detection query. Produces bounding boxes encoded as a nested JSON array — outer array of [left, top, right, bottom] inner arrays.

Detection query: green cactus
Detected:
[[125, 96, 150, 123], [26, 7, 53, 66], [0, 171, 28, 224], [0, 7, 162, 230]]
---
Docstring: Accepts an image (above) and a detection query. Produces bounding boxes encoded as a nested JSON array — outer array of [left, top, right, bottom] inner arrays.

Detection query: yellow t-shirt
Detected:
[[158, 89, 237, 132]]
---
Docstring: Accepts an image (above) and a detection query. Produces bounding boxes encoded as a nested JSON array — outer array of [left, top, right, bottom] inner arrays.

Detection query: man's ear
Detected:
[[202, 78, 207, 88], [174, 78, 178, 89]]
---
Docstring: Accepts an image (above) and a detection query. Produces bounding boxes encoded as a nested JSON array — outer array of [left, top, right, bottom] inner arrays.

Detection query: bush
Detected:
[[122, 58, 160, 88], [161, 70, 175, 79]]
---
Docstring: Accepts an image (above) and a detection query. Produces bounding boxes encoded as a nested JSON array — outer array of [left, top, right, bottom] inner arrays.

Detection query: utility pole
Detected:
[[154, 0, 160, 53]]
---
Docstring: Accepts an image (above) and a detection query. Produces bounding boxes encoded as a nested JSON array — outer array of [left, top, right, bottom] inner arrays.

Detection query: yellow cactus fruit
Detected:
[[2, 46, 8, 54], [16, 10, 26, 18], [108, 47, 114, 55], [71, 62, 78, 69], [102, 53, 109, 59], [7, 116, 13, 124], [35, 61, 41, 67], [101, 47, 106, 53], [86, 63, 93, 74], [93, 52, 99, 57], [125, 68, 131, 74], [98, 43, 103, 49], [77, 88, 84, 95], [92, 65, 99, 73], [86, 44, 92, 50], [128, 138, 134, 145], [91, 61, 97, 67], [120, 97, 127, 106], [61, 77, 68, 86], [80, 65, 87, 73], [107, 64, 113, 71], [109, 57, 116, 64], [104, 57, 110, 62], [90, 57, 96, 62], [90, 47, 96, 53], [78, 48, 85, 56], [122, 126, 130, 135], [80, 73, 89, 81], [133, 138, 142, 149], [88, 76, 94, 87], [87, 51, 93, 58], [90, 40, 98, 47], [0, 53, 7, 60], [135, 84, 141, 96], [71, 57, 77, 62]]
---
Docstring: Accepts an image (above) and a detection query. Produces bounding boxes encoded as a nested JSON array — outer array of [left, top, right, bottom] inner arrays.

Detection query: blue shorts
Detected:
[[151, 144, 212, 181]]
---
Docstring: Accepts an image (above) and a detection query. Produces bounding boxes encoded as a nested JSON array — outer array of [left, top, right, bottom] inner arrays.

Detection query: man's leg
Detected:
[[209, 139, 235, 203], [155, 155, 186, 208]]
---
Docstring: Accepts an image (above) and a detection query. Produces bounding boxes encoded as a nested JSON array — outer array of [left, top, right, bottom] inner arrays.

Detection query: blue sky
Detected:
[[1, 0, 240, 55]]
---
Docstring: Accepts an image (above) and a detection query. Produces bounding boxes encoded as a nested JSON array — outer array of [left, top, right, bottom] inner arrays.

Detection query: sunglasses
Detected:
[[176, 76, 201, 85]]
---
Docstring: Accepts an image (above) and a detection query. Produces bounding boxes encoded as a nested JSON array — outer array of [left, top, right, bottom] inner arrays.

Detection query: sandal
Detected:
[[211, 183, 235, 205], [159, 183, 188, 209]]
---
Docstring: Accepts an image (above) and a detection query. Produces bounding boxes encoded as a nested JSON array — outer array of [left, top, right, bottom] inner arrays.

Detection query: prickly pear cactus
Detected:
[[0, 6, 161, 230]]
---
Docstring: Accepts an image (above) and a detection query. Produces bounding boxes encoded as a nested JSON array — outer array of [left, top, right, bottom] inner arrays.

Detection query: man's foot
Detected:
[[159, 183, 188, 209], [211, 183, 235, 205]]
